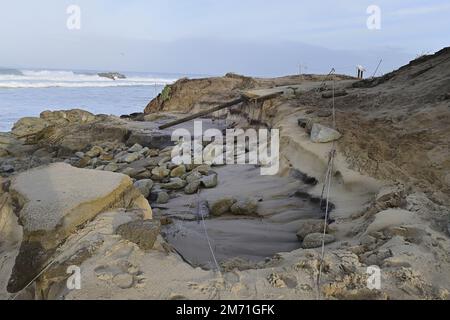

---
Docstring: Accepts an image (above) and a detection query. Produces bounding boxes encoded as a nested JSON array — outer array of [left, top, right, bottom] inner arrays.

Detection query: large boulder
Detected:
[[7, 163, 152, 293], [143, 75, 257, 114], [310, 124, 342, 143], [40, 109, 96, 125], [11, 117, 49, 138]]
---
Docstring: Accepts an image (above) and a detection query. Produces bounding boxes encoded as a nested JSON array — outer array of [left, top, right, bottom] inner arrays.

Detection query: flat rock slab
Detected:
[[12, 163, 133, 234], [8, 163, 152, 293]]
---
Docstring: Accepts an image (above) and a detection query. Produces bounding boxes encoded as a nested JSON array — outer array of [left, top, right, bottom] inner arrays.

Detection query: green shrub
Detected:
[[160, 85, 172, 102]]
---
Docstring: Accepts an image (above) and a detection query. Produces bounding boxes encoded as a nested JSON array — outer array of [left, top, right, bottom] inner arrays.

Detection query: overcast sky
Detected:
[[0, 0, 449, 76]]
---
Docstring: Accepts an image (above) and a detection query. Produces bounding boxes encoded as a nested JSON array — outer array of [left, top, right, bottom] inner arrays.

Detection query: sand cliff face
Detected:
[[145, 49, 450, 209]]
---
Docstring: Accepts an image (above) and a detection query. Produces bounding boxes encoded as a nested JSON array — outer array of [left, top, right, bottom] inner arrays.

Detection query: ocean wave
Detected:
[[0, 69, 177, 88], [0, 68, 23, 76]]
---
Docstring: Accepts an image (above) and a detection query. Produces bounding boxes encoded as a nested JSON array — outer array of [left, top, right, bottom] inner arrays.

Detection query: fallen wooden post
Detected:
[[158, 91, 283, 130]]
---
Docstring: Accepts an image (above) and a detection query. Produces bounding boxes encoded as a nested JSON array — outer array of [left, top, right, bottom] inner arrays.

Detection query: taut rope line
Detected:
[[316, 70, 338, 300]]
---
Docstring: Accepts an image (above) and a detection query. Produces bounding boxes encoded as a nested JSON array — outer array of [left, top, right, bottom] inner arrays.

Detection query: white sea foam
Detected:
[[0, 69, 176, 88]]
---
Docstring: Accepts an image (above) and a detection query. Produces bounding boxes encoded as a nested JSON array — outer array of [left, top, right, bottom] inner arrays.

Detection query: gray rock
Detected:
[[310, 124, 342, 143], [104, 163, 119, 172], [230, 198, 258, 216], [153, 191, 170, 204], [98, 72, 126, 80], [194, 164, 211, 175], [151, 166, 170, 180], [75, 152, 85, 159], [147, 149, 159, 157], [200, 173, 218, 188], [302, 233, 335, 249], [170, 165, 186, 177], [145, 157, 164, 167], [85, 146, 104, 158], [135, 170, 152, 180], [162, 178, 187, 190], [184, 180, 201, 195], [158, 156, 171, 167], [186, 171, 202, 184], [0, 164, 14, 173], [114, 150, 128, 160], [122, 152, 141, 163], [74, 156, 91, 168], [317, 110, 333, 118], [115, 219, 160, 251], [139, 147, 150, 156], [167, 162, 178, 170], [121, 167, 146, 179], [210, 198, 236, 216], [296, 219, 326, 241], [128, 143, 143, 153], [133, 179, 154, 198]]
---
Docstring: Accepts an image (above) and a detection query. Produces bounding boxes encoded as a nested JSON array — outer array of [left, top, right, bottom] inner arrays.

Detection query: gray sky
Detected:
[[1, 0, 449, 76]]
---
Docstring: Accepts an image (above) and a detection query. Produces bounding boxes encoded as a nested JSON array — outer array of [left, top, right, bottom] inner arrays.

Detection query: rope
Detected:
[[371, 59, 383, 78], [196, 189, 222, 276], [316, 71, 338, 300], [316, 68, 336, 93], [10, 259, 58, 300], [316, 146, 335, 299]]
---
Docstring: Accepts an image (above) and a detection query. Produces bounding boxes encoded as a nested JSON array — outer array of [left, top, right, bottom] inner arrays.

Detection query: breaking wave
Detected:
[[0, 69, 176, 88]]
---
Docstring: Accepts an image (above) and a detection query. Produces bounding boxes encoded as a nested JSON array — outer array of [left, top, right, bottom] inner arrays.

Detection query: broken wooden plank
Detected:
[[158, 92, 283, 130], [158, 98, 244, 130]]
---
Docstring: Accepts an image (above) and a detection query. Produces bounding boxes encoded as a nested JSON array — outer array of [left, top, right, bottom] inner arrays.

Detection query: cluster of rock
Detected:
[[209, 197, 259, 217], [64, 142, 220, 208]]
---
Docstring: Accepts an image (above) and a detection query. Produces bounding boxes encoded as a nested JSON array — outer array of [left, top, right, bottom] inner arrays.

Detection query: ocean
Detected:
[[0, 68, 185, 132]]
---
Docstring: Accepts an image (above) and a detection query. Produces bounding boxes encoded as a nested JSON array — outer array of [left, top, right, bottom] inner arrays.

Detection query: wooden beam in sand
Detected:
[[158, 91, 283, 130]]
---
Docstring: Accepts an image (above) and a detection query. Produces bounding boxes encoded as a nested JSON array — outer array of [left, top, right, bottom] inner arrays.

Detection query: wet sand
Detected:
[[160, 164, 322, 269]]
